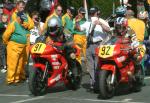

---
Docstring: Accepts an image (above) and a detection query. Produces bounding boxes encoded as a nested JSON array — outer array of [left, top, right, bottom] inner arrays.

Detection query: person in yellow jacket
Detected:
[[126, 10, 145, 42], [11, 1, 34, 70], [3, 11, 31, 85], [10, 1, 34, 30], [73, 7, 87, 64], [62, 6, 75, 35]]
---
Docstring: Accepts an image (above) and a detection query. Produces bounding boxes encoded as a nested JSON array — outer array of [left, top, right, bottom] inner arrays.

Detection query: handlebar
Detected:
[[120, 48, 132, 51]]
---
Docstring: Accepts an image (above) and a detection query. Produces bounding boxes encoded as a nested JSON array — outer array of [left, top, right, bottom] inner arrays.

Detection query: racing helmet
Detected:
[[115, 6, 127, 16], [47, 17, 62, 37], [115, 17, 128, 35]]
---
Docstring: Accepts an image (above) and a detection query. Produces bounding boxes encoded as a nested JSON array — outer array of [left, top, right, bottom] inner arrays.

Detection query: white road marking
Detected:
[[144, 76, 150, 80], [121, 98, 132, 102], [10, 96, 44, 103], [45, 97, 144, 103], [0, 94, 29, 97], [0, 94, 144, 103]]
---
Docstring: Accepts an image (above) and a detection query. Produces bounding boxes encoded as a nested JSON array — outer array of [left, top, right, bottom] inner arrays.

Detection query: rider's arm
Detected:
[[127, 28, 140, 49]]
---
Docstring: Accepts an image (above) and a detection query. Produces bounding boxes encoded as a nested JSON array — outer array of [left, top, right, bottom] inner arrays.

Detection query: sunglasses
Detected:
[[57, 9, 62, 12]]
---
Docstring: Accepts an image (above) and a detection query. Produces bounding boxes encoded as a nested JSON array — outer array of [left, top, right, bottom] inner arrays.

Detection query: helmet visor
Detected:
[[49, 26, 58, 33], [115, 24, 125, 33]]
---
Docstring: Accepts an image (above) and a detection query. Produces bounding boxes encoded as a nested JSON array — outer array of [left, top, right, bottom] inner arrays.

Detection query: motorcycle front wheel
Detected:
[[28, 68, 47, 96], [99, 70, 115, 99]]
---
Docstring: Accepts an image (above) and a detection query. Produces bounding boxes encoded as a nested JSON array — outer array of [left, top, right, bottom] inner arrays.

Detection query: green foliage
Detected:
[[92, 0, 114, 18], [59, 0, 119, 18], [25, 0, 120, 18]]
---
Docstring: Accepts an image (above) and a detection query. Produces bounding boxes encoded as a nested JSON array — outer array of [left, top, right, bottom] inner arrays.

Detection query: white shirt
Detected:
[[30, 22, 44, 44], [80, 17, 110, 43]]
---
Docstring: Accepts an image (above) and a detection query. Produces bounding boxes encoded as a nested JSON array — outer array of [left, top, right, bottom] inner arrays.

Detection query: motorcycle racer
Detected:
[[36, 16, 79, 60], [114, 17, 144, 65]]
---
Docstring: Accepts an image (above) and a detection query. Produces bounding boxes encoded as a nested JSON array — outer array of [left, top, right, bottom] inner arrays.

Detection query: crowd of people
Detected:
[[0, 0, 149, 93]]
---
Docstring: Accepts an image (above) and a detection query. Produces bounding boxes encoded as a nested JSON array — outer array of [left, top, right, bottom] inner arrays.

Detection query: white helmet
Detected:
[[47, 17, 62, 36], [115, 17, 128, 35]]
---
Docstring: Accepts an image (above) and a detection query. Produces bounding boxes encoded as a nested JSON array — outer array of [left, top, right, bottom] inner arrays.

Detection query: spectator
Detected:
[[3, 11, 31, 85], [85, 7, 110, 91], [62, 6, 75, 35], [137, 0, 146, 16], [127, 0, 138, 17], [0, 14, 8, 73], [30, 11, 44, 44], [2, 0, 15, 22], [10, 0, 34, 75], [10, 0, 34, 31], [73, 7, 86, 64], [126, 10, 145, 42]]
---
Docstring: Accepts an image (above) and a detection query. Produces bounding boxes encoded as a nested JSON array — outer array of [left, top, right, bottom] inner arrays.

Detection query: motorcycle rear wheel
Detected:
[[28, 68, 47, 96], [99, 70, 115, 99], [66, 60, 82, 90]]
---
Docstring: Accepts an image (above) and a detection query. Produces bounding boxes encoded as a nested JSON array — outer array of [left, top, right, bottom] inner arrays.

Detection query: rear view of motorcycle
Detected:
[[28, 41, 82, 96], [95, 35, 145, 99]]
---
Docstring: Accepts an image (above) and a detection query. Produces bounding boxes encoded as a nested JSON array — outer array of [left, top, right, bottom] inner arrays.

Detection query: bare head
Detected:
[[31, 11, 40, 23], [55, 5, 62, 17], [125, 10, 135, 18], [16, 0, 26, 12], [1, 14, 8, 23], [67, 6, 75, 18]]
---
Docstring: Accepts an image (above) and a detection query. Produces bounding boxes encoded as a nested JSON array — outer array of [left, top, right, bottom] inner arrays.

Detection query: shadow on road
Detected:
[[46, 85, 68, 93]]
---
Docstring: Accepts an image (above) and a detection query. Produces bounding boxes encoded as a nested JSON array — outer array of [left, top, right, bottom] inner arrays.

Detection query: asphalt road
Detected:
[[0, 63, 150, 103]]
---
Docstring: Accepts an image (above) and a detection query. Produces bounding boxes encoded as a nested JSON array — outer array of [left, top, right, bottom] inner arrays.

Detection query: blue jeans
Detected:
[[0, 42, 6, 68]]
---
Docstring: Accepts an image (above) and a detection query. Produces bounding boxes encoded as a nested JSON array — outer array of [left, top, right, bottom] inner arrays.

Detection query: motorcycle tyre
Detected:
[[66, 60, 82, 90], [99, 70, 115, 99], [28, 68, 47, 96]]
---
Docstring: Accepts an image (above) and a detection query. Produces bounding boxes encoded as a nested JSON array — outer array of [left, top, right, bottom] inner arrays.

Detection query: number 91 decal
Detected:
[[31, 43, 46, 54]]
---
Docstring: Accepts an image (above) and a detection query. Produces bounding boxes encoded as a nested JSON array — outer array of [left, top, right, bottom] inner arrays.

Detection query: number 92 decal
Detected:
[[99, 45, 115, 58]]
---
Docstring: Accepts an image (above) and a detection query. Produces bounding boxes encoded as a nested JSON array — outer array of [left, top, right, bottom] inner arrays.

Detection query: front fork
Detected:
[[42, 62, 48, 81], [100, 64, 116, 85], [111, 73, 115, 85]]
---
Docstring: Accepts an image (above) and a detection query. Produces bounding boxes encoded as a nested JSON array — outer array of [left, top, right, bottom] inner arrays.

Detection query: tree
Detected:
[[25, 0, 119, 21]]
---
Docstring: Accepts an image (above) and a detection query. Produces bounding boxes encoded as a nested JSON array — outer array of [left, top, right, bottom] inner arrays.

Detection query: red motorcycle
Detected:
[[28, 40, 82, 96], [95, 36, 145, 99]]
